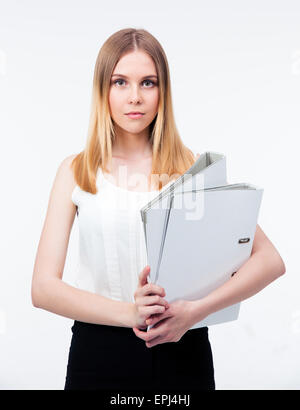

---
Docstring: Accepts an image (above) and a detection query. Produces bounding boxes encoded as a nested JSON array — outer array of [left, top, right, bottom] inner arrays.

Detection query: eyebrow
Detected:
[[111, 74, 158, 79]]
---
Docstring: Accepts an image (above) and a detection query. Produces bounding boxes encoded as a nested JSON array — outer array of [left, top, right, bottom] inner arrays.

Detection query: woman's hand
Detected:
[[133, 299, 203, 348], [133, 265, 170, 330]]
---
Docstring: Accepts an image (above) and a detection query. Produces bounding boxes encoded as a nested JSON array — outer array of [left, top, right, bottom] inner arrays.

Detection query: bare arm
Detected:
[[190, 224, 286, 323], [31, 155, 135, 328]]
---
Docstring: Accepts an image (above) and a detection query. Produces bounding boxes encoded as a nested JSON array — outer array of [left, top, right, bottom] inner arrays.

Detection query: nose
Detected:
[[128, 84, 142, 104]]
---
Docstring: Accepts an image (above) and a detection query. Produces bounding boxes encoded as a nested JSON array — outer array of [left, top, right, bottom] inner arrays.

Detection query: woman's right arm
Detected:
[[31, 155, 138, 328]]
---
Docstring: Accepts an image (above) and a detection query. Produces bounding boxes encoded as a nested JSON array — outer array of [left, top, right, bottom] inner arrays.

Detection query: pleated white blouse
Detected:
[[71, 167, 171, 303]]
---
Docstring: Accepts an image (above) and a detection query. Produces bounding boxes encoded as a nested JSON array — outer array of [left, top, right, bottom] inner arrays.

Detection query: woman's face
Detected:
[[109, 50, 159, 136]]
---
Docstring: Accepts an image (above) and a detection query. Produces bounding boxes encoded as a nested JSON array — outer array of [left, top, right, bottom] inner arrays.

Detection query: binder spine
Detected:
[[154, 193, 174, 283]]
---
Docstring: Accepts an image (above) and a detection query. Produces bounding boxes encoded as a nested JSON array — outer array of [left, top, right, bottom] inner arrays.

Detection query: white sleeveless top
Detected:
[[71, 167, 172, 303]]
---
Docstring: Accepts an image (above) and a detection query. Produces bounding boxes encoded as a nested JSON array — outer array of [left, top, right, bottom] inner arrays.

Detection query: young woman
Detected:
[[31, 28, 286, 391]]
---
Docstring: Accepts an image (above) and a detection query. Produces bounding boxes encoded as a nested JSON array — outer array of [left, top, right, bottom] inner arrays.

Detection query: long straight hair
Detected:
[[71, 28, 196, 193]]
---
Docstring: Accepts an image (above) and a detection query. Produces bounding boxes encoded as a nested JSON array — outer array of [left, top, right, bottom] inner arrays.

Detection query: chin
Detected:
[[120, 124, 148, 133]]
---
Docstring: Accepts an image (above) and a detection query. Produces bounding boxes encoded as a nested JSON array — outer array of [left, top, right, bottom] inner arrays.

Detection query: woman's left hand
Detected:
[[132, 299, 196, 348]]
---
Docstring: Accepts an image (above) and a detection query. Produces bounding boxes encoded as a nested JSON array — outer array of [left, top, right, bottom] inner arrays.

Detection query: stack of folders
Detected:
[[140, 151, 264, 330]]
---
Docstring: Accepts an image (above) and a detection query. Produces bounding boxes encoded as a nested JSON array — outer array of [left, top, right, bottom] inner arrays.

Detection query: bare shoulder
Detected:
[[64, 153, 77, 165], [56, 154, 77, 193], [62, 153, 77, 177], [46, 153, 78, 217]]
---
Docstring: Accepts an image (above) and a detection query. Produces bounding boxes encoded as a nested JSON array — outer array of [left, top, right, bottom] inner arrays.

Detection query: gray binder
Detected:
[[140, 151, 228, 281], [140, 152, 263, 329]]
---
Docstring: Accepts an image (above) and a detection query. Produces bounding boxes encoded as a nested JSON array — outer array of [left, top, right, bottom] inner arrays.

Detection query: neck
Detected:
[[112, 125, 152, 160]]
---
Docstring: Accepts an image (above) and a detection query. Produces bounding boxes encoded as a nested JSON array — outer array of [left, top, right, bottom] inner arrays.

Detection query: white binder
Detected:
[[140, 151, 227, 279], [140, 152, 264, 329]]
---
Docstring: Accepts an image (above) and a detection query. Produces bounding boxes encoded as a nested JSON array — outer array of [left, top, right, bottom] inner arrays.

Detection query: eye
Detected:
[[113, 79, 126, 86], [112, 78, 157, 87], [143, 79, 156, 87]]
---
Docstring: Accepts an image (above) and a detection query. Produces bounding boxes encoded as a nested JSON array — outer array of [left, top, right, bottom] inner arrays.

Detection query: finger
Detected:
[[146, 308, 173, 326], [138, 265, 150, 288], [146, 335, 164, 348], [135, 285, 165, 302], [132, 327, 148, 340], [140, 295, 169, 308], [137, 304, 165, 323], [132, 326, 163, 343], [148, 304, 168, 316], [141, 283, 166, 297]]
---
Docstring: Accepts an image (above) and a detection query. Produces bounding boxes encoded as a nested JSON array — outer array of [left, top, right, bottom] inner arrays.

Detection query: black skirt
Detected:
[[64, 320, 215, 391]]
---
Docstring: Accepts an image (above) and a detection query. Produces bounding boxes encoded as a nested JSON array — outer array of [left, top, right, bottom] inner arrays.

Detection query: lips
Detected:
[[126, 112, 145, 119], [126, 112, 144, 115]]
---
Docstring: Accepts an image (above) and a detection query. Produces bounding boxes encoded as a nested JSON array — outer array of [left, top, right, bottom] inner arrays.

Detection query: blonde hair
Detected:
[[71, 27, 196, 193]]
